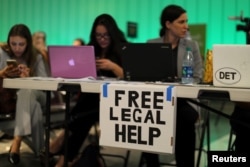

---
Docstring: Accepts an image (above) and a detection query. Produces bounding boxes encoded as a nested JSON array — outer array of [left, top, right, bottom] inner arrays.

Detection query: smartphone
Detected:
[[7, 59, 18, 67]]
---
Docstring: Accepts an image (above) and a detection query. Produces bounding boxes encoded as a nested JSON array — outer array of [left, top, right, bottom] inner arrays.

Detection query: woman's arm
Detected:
[[109, 62, 124, 79], [33, 54, 49, 77], [191, 41, 204, 82], [96, 58, 124, 79], [0, 65, 21, 78], [0, 68, 6, 78]]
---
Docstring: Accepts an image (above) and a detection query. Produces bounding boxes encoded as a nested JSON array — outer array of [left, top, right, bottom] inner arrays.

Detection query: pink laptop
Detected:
[[48, 45, 97, 79]]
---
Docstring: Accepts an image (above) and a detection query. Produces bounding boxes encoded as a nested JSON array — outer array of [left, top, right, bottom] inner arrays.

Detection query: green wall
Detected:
[[1, 0, 250, 53]]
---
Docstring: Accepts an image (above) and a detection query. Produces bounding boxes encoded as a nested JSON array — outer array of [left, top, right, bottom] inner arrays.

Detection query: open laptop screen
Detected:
[[48, 45, 97, 79], [121, 43, 174, 82]]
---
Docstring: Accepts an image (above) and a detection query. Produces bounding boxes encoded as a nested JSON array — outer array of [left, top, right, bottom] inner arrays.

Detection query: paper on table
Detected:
[[15, 76, 147, 85], [16, 76, 96, 82]]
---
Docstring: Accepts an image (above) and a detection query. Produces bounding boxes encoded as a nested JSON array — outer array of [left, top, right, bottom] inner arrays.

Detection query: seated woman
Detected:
[[32, 31, 50, 75], [141, 4, 203, 167], [32, 31, 48, 63], [72, 38, 85, 46], [41, 13, 128, 167], [0, 24, 48, 165]]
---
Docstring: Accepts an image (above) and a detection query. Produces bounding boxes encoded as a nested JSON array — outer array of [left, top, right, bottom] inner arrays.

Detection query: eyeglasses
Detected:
[[95, 33, 110, 40]]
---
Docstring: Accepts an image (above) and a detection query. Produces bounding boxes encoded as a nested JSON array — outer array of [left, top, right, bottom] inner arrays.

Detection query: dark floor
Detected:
[[0, 100, 235, 167]]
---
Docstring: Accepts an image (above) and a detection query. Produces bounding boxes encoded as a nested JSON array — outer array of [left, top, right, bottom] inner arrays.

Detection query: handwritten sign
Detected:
[[99, 83, 176, 154]]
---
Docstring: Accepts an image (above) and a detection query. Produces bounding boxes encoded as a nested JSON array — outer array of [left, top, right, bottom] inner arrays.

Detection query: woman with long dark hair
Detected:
[[0, 24, 48, 165], [43, 13, 128, 167]]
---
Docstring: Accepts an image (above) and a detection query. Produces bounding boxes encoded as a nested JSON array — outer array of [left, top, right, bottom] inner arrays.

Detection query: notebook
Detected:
[[121, 43, 175, 82], [48, 45, 97, 79], [213, 44, 250, 88]]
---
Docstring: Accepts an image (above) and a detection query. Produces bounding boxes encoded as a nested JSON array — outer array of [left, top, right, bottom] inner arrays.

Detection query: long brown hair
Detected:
[[2, 24, 37, 76]]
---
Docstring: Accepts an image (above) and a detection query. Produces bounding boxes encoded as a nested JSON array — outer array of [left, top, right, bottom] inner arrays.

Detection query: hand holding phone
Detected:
[[5, 59, 20, 78], [7, 59, 18, 67], [19, 64, 30, 77]]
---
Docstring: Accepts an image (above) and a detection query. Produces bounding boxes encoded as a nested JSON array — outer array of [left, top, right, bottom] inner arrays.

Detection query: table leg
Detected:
[[57, 83, 81, 167], [63, 91, 71, 167], [45, 91, 51, 167]]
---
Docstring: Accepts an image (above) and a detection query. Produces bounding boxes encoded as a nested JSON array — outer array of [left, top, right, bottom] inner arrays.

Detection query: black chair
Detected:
[[93, 122, 131, 167], [227, 128, 236, 151]]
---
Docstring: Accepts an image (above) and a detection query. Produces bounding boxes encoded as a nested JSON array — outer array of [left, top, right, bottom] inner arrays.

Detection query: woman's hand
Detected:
[[18, 64, 30, 78], [3, 65, 21, 78], [96, 58, 114, 71], [96, 58, 124, 78]]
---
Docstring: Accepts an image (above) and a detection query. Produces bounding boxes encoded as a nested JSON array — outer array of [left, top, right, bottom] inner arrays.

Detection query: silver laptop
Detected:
[[48, 45, 97, 79], [213, 44, 250, 88]]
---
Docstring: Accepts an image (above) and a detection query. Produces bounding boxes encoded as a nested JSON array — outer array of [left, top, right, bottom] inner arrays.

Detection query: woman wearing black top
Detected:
[[44, 13, 128, 167]]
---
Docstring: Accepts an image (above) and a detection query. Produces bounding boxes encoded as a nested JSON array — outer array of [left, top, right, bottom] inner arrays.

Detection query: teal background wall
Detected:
[[1, 0, 250, 54]]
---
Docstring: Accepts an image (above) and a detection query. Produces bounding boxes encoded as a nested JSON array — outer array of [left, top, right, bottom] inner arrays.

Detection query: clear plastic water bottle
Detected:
[[182, 47, 194, 84]]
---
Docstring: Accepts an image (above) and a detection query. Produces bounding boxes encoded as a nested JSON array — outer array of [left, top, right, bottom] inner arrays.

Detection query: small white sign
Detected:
[[99, 83, 177, 154]]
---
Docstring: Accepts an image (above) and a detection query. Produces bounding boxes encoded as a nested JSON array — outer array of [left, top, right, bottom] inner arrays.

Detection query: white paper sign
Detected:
[[99, 83, 176, 154]]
